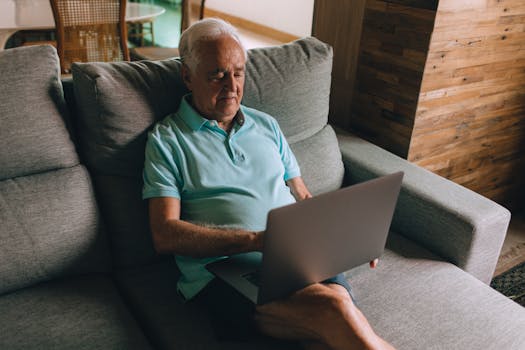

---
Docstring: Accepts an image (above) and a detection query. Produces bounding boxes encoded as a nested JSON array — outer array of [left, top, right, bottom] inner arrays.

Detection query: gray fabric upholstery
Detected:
[[0, 45, 78, 181], [336, 130, 511, 284], [348, 233, 525, 350], [0, 45, 110, 295], [95, 175, 161, 266], [0, 166, 110, 295], [116, 261, 299, 350], [116, 233, 525, 350], [243, 37, 333, 144], [71, 60, 187, 177], [0, 275, 152, 349], [72, 60, 187, 268], [244, 37, 343, 194], [291, 125, 344, 195]]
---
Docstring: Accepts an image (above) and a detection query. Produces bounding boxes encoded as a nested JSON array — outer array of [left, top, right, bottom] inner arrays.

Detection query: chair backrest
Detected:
[[51, 0, 130, 74], [180, 0, 206, 32]]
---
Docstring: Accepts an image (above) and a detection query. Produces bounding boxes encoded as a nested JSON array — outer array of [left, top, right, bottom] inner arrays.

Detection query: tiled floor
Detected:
[[138, 0, 285, 49], [148, 0, 182, 48]]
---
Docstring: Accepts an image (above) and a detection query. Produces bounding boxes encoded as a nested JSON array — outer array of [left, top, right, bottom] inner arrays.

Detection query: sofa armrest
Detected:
[[336, 129, 511, 284]]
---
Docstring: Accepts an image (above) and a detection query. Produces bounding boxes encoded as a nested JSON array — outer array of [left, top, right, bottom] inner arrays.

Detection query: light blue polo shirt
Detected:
[[143, 94, 300, 300]]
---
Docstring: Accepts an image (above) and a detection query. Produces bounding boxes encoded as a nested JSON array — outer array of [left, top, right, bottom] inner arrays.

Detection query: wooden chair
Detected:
[[50, 0, 130, 74], [130, 0, 205, 61]]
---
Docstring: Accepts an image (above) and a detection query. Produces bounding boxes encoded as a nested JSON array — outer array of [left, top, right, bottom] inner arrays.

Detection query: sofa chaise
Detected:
[[1, 39, 524, 349]]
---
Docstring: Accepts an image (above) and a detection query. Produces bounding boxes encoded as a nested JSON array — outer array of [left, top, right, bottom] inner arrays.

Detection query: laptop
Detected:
[[206, 171, 404, 305]]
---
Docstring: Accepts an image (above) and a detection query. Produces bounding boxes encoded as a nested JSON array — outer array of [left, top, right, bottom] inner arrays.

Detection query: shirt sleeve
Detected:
[[271, 119, 301, 181], [142, 127, 182, 200]]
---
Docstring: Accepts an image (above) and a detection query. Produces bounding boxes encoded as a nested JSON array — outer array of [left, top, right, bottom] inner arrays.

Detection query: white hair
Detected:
[[179, 18, 247, 72]]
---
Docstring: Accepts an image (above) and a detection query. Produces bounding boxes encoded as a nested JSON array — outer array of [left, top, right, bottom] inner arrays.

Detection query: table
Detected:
[[0, 1, 166, 51], [127, 3, 166, 46]]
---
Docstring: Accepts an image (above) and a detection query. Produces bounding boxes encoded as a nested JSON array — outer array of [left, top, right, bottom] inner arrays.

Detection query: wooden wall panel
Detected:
[[312, 0, 367, 129], [410, 0, 525, 207], [313, 0, 525, 208], [349, 0, 437, 157]]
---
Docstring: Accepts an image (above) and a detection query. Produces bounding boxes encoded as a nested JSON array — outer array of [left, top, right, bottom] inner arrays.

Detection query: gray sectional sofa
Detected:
[[1, 39, 524, 350]]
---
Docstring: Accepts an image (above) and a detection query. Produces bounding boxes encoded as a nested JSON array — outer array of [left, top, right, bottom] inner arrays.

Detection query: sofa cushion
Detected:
[[347, 233, 525, 350], [72, 60, 185, 268], [0, 45, 78, 181], [116, 261, 299, 350], [71, 60, 186, 177], [115, 233, 525, 350], [0, 274, 152, 349], [0, 166, 110, 295], [291, 125, 344, 195], [243, 37, 333, 145], [244, 37, 343, 194]]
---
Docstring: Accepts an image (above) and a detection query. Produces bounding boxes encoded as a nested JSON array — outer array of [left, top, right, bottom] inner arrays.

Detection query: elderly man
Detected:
[[143, 18, 394, 350]]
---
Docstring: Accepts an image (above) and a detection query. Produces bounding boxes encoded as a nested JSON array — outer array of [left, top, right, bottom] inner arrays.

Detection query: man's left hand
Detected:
[[370, 259, 379, 269]]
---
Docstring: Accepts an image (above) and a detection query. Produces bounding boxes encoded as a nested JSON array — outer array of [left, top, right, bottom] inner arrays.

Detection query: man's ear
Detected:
[[181, 63, 192, 91]]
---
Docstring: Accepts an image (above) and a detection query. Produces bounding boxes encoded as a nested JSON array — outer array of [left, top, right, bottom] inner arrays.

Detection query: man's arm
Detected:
[[286, 176, 312, 201], [149, 197, 264, 257]]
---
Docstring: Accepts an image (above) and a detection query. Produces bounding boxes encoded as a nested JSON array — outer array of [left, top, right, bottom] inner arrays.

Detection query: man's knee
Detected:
[[302, 283, 352, 315], [323, 282, 353, 303]]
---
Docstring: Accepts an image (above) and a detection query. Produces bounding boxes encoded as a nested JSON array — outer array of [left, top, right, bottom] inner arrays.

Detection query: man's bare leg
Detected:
[[254, 283, 395, 350]]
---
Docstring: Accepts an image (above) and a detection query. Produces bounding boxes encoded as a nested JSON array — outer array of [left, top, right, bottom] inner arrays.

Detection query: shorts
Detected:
[[192, 273, 355, 342]]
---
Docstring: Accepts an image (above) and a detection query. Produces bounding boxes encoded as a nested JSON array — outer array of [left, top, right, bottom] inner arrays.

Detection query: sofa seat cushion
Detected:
[[348, 233, 525, 350], [116, 233, 525, 350], [0, 274, 152, 350], [116, 261, 299, 350]]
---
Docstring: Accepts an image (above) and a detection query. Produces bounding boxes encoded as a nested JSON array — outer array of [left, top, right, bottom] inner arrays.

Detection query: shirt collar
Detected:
[[178, 94, 208, 131], [178, 94, 250, 132]]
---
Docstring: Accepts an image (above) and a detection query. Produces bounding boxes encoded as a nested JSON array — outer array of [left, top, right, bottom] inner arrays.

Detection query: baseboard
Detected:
[[195, 5, 300, 44]]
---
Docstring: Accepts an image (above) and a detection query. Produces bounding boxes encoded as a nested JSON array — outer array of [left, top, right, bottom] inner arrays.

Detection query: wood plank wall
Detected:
[[313, 0, 525, 208], [350, 0, 438, 157], [409, 0, 525, 207], [312, 0, 367, 130]]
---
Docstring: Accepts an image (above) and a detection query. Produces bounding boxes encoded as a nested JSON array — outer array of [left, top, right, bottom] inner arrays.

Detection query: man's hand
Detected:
[[370, 259, 379, 269], [286, 177, 312, 201]]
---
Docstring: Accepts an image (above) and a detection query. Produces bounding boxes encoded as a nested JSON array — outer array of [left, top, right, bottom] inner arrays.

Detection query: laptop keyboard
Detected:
[[242, 270, 261, 287]]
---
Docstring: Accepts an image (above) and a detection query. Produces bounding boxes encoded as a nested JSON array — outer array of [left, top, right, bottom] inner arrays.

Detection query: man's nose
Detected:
[[223, 72, 236, 91]]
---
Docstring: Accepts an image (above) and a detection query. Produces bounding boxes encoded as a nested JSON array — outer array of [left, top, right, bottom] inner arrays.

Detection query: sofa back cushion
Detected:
[[71, 37, 343, 269], [0, 45, 78, 180], [244, 38, 344, 195], [72, 60, 187, 268], [0, 46, 110, 295]]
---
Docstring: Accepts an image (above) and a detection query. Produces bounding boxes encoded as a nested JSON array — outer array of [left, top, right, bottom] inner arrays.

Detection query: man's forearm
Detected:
[[151, 218, 263, 258]]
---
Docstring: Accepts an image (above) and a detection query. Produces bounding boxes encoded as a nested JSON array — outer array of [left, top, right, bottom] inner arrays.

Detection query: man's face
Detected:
[[183, 35, 246, 122]]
